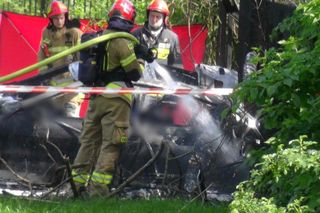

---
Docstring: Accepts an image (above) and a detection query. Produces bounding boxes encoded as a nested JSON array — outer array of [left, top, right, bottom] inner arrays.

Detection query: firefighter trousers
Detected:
[[72, 95, 130, 186]]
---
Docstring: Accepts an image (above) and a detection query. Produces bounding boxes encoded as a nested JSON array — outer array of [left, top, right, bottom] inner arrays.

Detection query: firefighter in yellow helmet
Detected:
[[38, 0, 83, 117], [71, 0, 144, 197]]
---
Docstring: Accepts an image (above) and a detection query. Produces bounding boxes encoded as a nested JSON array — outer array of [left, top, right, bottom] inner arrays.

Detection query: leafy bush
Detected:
[[230, 1, 320, 212], [230, 136, 320, 212], [232, 0, 320, 143]]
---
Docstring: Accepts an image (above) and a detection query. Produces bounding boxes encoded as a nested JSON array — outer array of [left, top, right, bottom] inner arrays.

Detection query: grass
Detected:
[[0, 196, 228, 213]]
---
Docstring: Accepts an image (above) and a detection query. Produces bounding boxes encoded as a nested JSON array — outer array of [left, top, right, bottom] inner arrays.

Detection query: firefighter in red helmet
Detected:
[[38, 1, 83, 117], [47, 0, 68, 19], [72, 0, 143, 197], [132, 0, 181, 67]]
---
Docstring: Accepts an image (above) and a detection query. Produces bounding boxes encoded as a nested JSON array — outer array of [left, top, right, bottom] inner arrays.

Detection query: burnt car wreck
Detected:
[[0, 62, 263, 201]]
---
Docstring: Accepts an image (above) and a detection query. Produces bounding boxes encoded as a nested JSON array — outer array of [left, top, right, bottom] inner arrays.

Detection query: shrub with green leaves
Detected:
[[233, 0, 320, 143], [230, 136, 320, 212], [230, 1, 320, 212]]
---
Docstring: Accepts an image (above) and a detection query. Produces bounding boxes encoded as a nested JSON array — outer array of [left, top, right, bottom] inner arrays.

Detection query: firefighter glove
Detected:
[[134, 44, 156, 63]]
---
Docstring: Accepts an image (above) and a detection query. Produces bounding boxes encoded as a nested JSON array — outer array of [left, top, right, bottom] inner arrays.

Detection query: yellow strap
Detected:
[[120, 53, 137, 67], [91, 172, 113, 185], [139, 64, 144, 74], [49, 79, 74, 87], [48, 46, 70, 54], [104, 42, 111, 71], [107, 83, 121, 89], [72, 171, 89, 184], [107, 83, 132, 102]]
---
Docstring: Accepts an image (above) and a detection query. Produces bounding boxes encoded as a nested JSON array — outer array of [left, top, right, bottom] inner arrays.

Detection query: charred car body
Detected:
[[0, 63, 262, 200]]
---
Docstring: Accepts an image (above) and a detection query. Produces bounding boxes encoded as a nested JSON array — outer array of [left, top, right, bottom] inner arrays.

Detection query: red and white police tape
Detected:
[[0, 85, 233, 96]]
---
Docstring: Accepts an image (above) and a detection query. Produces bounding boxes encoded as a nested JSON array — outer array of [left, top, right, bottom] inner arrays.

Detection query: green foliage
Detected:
[[169, 0, 219, 64], [230, 1, 320, 212], [69, 0, 149, 23], [230, 136, 320, 212], [0, 197, 227, 213], [232, 0, 320, 142], [1, 0, 41, 15]]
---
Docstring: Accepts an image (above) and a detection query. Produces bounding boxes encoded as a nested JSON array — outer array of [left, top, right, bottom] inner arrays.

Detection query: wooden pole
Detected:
[[89, 0, 92, 18], [40, 0, 46, 16], [237, 0, 252, 82], [29, 0, 32, 14], [35, 0, 37, 16], [216, 0, 227, 68]]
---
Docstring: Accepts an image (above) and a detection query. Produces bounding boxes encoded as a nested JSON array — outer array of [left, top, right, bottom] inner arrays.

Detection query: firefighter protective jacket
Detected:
[[132, 23, 182, 66], [101, 29, 143, 105], [38, 26, 82, 68], [38, 26, 82, 85]]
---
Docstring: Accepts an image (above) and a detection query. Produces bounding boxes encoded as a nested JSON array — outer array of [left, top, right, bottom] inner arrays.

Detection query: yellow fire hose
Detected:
[[0, 32, 139, 83]]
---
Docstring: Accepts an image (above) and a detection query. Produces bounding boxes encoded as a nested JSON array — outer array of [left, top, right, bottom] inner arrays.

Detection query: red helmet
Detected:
[[47, 1, 68, 18], [108, 0, 136, 23], [147, 0, 169, 16]]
